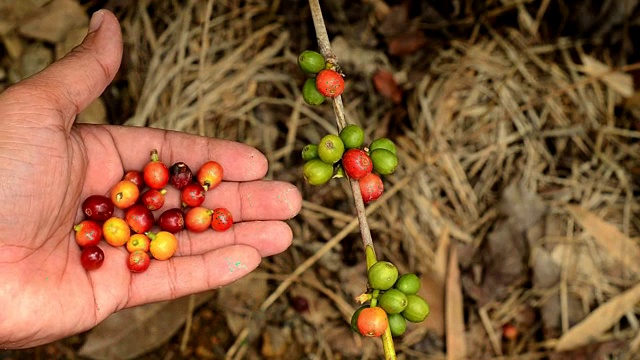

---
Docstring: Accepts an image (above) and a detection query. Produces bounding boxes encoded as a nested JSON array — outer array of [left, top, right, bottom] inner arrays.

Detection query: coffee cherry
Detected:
[[358, 172, 384, 203], [378, 289, 408, 314], [197, 161, 223, 191], [356, 307, 388, 337], [123, 170, 145, 190], [103, 217, 130, 247], [387, 313, 407, 337], [110, 180, 140, 209], [368, 261, 398, 291], [211, 207, 233, 232], [140, 189, 166, 211], [303, 159, 333, 186], [126, 233, 151, 253], [148, 231, 178, 260], [128, 250, 151, 273], [297, 50, 325, 74], [157, 208, 185, 233], [181, 183, 206, 208], [317, 134, 345, 164], [394, 273, 421, 295], [369, 137, 396, 154], [80, 245, 105, 271], [169, 162, 193, 190], [350, 306, 368, 333], [315, 69, 344, 98], [370, 148, 398, 176], [502, 324, 519, 341], [82, 195, 114, 221], [143, 149, 169, 190], [339, 124, 365, 149], [74, 220, 102, 247], [185, 207, 213, 233], [342, 148, 373, 180], [301, 144, 319, 161], [401, 294, 430, 323], [124, 204, 155, 234], [302, 78, 326, 106]]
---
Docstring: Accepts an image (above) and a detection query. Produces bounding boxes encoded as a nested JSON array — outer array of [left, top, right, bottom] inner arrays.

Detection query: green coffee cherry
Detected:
[[350, 305, 367, 333], [401, 294, 430, 323], [368, 261, 399, 291], [394, 273, 421, 295], [370, 148, 398, 175], [317, 134, 345, 164], [387, 313, 407, 337], [339, 124, 365, 149], [302, 78, 325, 106], [378, 289, 408, 314], [369, 138, 396, 154], [301, 144, 319, 161], [303, 159, 333, 186], [298, 50, 326, 74]]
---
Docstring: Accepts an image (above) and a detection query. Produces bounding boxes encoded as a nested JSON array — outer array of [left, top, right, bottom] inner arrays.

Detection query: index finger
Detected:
[[80, 124, 268, 182]]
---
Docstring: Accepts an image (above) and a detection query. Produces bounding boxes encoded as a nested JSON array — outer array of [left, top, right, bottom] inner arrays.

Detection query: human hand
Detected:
[[0, 10, 301, 349]]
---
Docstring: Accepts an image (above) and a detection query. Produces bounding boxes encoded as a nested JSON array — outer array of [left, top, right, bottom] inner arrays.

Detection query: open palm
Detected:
[[0, 10, 301, 349]]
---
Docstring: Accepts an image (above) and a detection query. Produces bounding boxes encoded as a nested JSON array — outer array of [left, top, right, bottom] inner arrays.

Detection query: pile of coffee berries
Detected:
[[302, 124, 398, 203], [351, 261, 430, 338], [297, 50, 345, 105], [74, 149, 232, 273]]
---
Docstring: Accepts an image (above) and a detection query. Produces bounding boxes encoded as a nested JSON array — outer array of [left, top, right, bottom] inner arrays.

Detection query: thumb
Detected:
[[12, 10, 123, 129]]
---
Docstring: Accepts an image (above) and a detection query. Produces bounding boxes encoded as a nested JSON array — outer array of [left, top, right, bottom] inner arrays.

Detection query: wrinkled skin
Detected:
[[0, 10, 301, 349]]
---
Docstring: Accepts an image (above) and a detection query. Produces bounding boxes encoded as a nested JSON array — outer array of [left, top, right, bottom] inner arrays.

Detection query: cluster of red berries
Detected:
[[302, 124, 398, 203], [352, 261, 430, 338], [297, 50, 345, 105], [73, 149, 232, 273]]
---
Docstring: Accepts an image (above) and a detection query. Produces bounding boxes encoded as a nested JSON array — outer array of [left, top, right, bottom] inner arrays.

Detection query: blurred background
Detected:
[[2, 0, 640, 359]]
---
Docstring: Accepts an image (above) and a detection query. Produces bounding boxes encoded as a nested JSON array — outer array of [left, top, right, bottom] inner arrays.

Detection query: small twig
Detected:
[[308, 0, 375, 255], [307, 0, 396, 358]]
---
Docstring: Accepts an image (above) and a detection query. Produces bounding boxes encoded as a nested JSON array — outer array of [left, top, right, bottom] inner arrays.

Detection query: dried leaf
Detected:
[[566, 205, 640, 274], [417, 227, 449, 336], [372, 69, 402, 104], [556, 282, 640, 351], [18, 0, 88, 43], [388, 31, 428, 56], [445, 245, 466, 360], [476, 184, 546, 304], [579, 54, 634, 98], [78, 293, 213, 360], [217, 275, 269, 335]]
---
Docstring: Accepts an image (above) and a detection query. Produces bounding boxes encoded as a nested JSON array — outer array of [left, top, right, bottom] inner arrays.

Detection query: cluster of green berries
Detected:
[[351, 261, 430, 338], [302, 124, 398, 203], [297, 50, 345, 105]]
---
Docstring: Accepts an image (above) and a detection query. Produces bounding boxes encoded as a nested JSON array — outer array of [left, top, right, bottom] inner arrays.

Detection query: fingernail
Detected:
[[88, 10, 105, 33]]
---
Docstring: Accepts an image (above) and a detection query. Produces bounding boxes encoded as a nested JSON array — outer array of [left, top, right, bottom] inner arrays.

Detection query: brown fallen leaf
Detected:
[[78, 293, 213, 360], [372, 69, 402, 104], [388, 31, 428, 56], [556, 281, 640, 351], [416, 226, 450, 336], [446, 245, 467, 360], [566, 205, 640, 274], [217, 275, 269, 335], [18, 0, 87, 43]]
